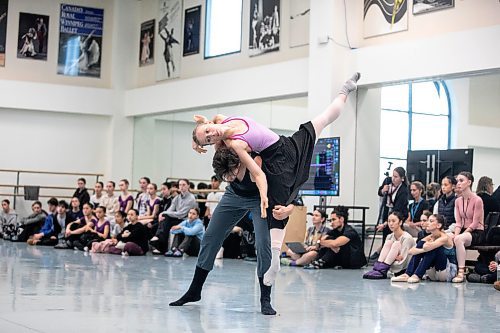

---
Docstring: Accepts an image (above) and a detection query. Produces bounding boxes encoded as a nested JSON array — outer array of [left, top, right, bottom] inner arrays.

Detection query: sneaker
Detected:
[[407, 275, 420, 284], [391, 274, 410, 282], [303, 263, 319, 270], [165, 250, 174, 257], [280, 258, 292, 266], [172, 250, 183, 257]]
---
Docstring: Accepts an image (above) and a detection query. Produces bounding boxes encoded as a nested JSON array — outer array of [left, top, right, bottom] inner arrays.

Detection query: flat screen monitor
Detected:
[[299, 137, 340, 196]]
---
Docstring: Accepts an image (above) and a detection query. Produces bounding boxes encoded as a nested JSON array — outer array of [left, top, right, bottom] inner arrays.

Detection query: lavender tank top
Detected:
[[222, 116, 279, 153], [95, 219, 110, 236]]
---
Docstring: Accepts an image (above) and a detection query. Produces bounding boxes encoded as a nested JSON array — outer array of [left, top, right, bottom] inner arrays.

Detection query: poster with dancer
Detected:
[[289, 0, 310, 48], [413, 0, 453, 15], [57, 4, 104, 78], [249, 0, 280, 57], [364, 0, 408, 38], [139, 19, 154, 66], [17, 13, 49, 61], [183, 6, 200, 56], [156, 0, 181, 81], [0, 0, 8, 66]]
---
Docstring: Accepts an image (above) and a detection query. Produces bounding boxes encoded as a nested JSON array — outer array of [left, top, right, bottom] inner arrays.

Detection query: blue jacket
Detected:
[[40, 214, 55, 236], [170, 218, 204, 241]]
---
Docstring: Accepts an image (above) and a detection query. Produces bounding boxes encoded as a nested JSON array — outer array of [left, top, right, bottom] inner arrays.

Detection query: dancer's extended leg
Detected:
[[311, 72, 360, 138]]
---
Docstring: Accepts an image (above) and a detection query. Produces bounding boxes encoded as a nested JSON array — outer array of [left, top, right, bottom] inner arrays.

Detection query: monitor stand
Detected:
[[319, 196, 327, 209]]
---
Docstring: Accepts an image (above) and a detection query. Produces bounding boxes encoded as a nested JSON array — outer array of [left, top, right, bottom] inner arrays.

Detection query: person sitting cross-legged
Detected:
[[166, 208, 204, 257]]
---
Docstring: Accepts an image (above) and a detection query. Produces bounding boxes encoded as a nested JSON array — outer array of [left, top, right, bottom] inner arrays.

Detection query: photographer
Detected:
[[372, 167, 409, 260]]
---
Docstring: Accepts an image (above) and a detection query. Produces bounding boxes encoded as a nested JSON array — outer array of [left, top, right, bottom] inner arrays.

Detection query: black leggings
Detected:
[[150, 215, 183, 252]]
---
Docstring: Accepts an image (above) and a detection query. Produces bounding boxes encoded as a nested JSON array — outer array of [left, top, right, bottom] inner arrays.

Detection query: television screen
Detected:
[[299, 137, 340, 196]]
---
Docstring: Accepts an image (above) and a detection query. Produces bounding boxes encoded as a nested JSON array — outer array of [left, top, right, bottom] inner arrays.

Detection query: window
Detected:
[[379, 81, 450, 183], [204, 0, 243, 58]]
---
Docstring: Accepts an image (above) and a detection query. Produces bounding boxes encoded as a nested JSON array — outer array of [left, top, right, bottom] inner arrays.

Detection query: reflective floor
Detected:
[[0, 240, 498, 333]]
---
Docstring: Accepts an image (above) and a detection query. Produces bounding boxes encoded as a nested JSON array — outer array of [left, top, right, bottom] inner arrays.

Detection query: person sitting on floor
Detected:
[[391, 214, 456, 283], [91, 210, 128, 253], [166, 208, 205, 257], [0, 199, 17, 239], [68, 197, 84, 222], [281, 209, 330, 267], [28, 197, 59, 246], [467, 250, 500, 284], [305, 206, 367, 269], [13, 201, 47, 242], [108, 209, 149, 256], [363, 211, 415, 279], [57, 202, 96, 249]]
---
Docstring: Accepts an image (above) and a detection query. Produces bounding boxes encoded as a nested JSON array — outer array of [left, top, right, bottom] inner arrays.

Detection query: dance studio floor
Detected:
[[0, 240, 498, 333]]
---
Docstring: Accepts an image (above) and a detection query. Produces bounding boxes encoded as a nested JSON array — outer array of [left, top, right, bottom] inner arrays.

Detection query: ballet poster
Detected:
[[57, 4, 104, 78], [156, 0, 182, 81], [0, 0, 8, 66], [139, 19, 154, 66], [183, 6, 200, 56], [289, 0, 310, 48], [413, 0, 454, 15], [363, 0, 408, 38], [17, 13, 49, 61], [249, 0, 280, 57]]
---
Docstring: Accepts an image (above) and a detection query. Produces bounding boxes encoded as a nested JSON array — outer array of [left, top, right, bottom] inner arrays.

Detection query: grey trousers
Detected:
[[196, 186, 271, 277]]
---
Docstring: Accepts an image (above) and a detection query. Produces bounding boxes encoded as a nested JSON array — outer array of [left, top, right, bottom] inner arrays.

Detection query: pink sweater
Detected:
[[454, 194, 484, 231]]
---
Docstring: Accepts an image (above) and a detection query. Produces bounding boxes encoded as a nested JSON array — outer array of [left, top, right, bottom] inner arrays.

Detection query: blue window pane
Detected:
[[205, 0, 243, 58], [412, 82, 449, 116], [411, 114, 449, 150], [380, 110, 409, 159], [381, 84, 409, 111]]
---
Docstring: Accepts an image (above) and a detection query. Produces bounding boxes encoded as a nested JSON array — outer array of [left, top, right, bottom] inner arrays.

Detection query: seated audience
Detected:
[[404, 181, 430, 237], [150, 178, 197, 254], [476, 176, 500, 222], [426, 182, 441, 212], [118, 179, 134, 213], [196, 182, 209, 219], [453, 172, 484, 283], [363, 211, 415, 279], [73, 177, 90, 208], [13, 201, 47, 242], [58, 202, 96, 249], [87, 206, 111, 243], [90, 181, 105, 209], [138, 183, 160, 229], [102, 181, 119, 225], [91, 210, 127, 253], [135, 177, 151, 216], [0, 199, 17, 239], [204, 175, 223, 228], [68, 197, 84, 222], [108, 209, 149, 256], [417, 210, 432, 241], [305, 206, 367, 269], [467, 250, 500, 284], [53, 200, 73, 246], [166, 208, 204, 257], [392, 214, 456, 283], [433, 176, 457, 230], [158, 181, 177, 213], [280, 209, 330, 267], [28, 197, 59, 246]]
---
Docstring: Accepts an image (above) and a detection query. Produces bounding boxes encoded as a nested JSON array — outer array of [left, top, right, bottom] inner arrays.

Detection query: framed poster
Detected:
[[0, 0, 8, 66], [183, 5, 200, 56], [139, 19, 154, 66], [156, 0, 182, 81], [249, 0, 280, 57], [364, 0, 408, 38], [17, 13, 49, 60], [57, 4, 104, 78], [289, 0, 310, 48], [413, 0, 454, 15]]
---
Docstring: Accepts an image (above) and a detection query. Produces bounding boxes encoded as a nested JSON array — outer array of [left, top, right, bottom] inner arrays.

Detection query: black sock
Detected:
[[258, 277, 277, 315], [169, 266, 209, 306]]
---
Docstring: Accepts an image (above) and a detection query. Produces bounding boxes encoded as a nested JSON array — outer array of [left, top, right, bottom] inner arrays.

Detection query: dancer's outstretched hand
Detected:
[[261, 197, 269, 218], [192, 141, 207, 154]]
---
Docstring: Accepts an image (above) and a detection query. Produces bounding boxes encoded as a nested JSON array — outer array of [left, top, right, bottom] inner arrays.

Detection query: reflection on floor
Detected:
[[0, 240, 498, 333]]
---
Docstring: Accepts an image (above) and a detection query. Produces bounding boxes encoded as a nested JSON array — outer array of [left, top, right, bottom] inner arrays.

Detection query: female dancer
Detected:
[[391, 214, 455, 283], [118, 179, 134, 213], [192, 73, 360, 285], [404, 181, 429, 237], [453, 171, 484, 283], [363, 211, 415, 279], [433, 175, 457, 230]]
